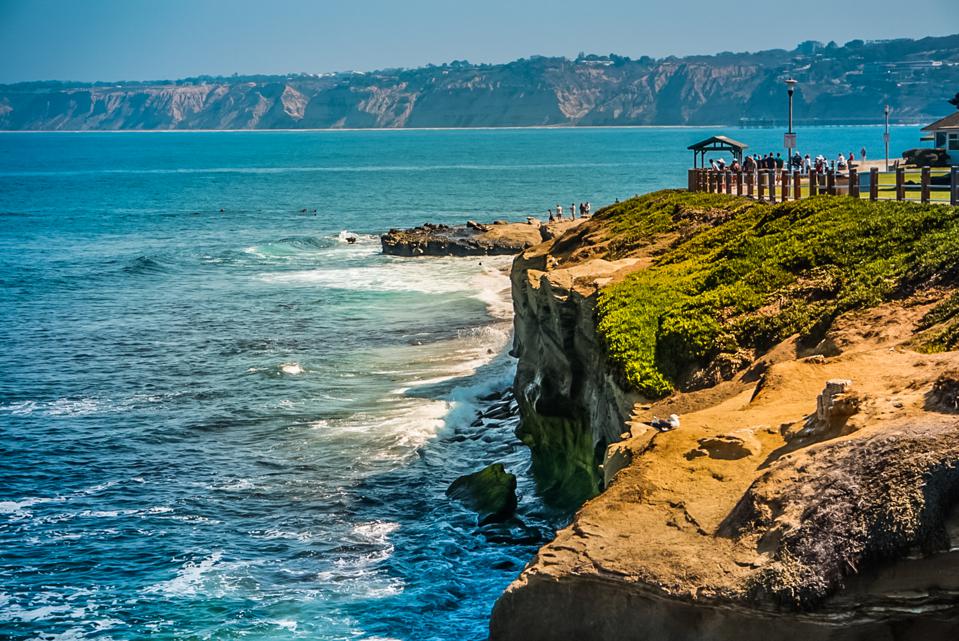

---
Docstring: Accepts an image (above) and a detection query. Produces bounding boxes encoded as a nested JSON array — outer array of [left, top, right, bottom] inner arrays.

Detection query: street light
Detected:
[[785, 79, 797, 170], [884, 104, 891, 171]]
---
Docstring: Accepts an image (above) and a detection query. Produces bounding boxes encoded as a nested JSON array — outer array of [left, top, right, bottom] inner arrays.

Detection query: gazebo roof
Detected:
[[687, 135, 749, 152]]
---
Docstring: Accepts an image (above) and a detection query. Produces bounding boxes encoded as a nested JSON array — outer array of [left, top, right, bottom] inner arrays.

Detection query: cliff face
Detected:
[[492, 192, 959, 640], [3, 35, 957, 129], [509, 224, 645, 506]]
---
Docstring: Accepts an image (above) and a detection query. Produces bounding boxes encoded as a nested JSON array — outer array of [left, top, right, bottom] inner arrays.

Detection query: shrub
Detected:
[[593, 192, 959, 398]]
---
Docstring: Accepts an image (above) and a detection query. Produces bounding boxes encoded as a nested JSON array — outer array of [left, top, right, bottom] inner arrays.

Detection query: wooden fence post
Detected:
[[952, 167, 959, 207], [849, 168, 859, 198], [736, 171, 743, 196], [826, 170, 836, 196], [781, 170, 790, 201], [747, 171, 754, 197], [896, 167, 905, 201], [809, 170, 818, 196], [725, 171, 732, 194], [920, 167, 930, 204], [768, 169, 777, 203], [870, 167, 879, 201], [758, 170, 766, 201], [688, 169, 696, 191], [793, 171, 801, 201]]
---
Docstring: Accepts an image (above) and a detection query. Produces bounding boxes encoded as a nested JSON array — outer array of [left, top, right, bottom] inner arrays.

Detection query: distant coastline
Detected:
[[2, 35, 955, 131], [0, 123, 927, 134]]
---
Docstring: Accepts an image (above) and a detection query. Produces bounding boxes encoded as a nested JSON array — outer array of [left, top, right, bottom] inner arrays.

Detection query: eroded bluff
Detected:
[[493, 192, 959, 640]]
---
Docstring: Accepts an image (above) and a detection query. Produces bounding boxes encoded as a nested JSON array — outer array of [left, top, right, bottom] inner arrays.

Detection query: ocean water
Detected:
[[0, 126, 920, 641]]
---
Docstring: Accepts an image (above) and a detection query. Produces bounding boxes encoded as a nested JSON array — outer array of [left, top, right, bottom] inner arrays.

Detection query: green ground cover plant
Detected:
[[593, 191, 959, 397]]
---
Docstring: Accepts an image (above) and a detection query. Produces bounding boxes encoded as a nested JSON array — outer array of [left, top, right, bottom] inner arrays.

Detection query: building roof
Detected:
[[687, 135, 749, 151], [921, 111, 959, 131]]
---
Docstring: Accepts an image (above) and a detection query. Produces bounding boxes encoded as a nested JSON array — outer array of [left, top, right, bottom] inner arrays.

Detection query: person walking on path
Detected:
[[571, 202, 576, 219], [860, 146, 867, 162]]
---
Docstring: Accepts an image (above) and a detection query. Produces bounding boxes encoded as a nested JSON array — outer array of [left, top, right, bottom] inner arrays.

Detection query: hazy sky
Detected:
[[0, 0, 957, 82]]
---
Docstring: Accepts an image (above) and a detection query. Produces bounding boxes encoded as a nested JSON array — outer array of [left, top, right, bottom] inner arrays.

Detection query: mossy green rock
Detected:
[[447, 463, 518, 525]]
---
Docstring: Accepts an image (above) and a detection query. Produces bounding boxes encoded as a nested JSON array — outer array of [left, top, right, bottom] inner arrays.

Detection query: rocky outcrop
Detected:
[[381, 219, 574, 257], [446, 463, 518, 525], [491, 192, 959, 640], [493, 297, 959, 639]]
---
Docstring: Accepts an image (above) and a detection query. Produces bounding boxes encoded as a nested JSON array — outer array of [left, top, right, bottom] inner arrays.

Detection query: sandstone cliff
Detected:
[[492, 191, 959, 639], [3, 36, 957, 129]]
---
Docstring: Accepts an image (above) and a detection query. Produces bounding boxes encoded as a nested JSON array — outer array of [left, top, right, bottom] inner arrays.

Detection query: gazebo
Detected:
[[688, 135, 749, 168]]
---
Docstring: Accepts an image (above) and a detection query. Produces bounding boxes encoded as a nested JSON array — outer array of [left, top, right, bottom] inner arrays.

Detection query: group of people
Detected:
[[547, 201, 591, 222], [709, 146, 868, 176]]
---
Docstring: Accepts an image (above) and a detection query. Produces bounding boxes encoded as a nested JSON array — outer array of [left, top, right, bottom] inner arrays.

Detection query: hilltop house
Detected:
[[922, 111, 959, 159]]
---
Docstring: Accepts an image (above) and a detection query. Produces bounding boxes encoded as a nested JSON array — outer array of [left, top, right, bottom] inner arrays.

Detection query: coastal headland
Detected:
[[387, 191, 959, 639]]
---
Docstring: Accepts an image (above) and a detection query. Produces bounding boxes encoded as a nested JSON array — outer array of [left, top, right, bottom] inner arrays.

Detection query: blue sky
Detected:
[[0, 0, 956, 82]]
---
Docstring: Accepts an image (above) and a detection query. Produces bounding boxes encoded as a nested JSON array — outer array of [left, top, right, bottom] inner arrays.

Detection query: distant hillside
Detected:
[[1, 35, 957, 130]]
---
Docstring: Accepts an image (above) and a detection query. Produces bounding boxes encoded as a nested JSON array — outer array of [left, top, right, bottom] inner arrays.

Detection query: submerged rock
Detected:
[[447, 463, 518, 525]]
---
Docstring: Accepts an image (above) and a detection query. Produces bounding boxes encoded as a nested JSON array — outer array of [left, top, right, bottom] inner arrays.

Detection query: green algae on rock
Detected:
[[447, 463, 518, 525]]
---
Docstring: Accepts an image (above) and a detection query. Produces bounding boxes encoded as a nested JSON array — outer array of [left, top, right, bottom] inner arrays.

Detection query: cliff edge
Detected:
[[493, 191, 959, 639]]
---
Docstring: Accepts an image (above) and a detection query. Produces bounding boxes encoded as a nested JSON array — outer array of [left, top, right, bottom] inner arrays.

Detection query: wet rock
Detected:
[[381, 220, 542, 257], [447, 463, 518, 525]]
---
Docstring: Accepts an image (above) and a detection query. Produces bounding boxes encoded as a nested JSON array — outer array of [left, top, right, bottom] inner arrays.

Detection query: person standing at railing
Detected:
[[804, 154, 811, 175], [744, 155, 755, 173]]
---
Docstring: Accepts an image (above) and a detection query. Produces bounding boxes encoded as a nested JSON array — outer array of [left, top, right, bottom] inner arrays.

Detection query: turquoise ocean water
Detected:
[[0, 126, 920, 641]]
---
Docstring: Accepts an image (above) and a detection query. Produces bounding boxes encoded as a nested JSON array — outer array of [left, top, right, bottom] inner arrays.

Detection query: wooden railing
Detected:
[[688, 166, 959, 206]]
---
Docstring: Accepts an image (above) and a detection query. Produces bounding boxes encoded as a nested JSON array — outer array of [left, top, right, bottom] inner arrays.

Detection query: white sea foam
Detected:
[[253, 528, 316, 543], [143, 551, 251, 598], [0, 400, 38, 415], [271, 619, 298, 632], [352, 521, 400, 543], [280, 362, 304, 375], [0, 496, 66, 516], [213, 479, 255, 492], [46, 397, 101, 416]]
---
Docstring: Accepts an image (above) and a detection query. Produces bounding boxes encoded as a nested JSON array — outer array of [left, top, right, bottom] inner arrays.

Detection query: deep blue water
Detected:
[[0, 126, 920, 641]]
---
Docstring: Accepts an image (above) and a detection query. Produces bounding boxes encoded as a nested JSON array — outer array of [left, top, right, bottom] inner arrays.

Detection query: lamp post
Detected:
[[785, 79, 797, 171], [884, 104, 891, 171]]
